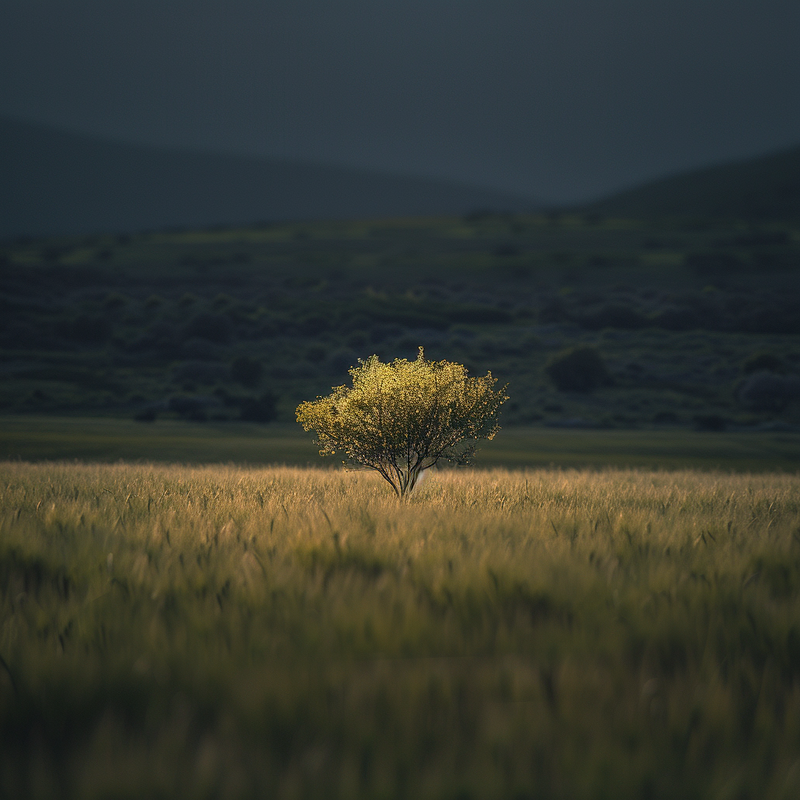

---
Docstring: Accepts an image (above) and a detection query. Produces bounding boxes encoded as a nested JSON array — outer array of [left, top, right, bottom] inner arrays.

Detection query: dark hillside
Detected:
[[0, 117, 536, 238], [1, 214, 798, 431], [587, 145, 800, 221]]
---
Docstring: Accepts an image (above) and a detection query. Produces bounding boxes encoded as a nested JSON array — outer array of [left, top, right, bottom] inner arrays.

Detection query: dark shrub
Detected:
[[742, 353, 785, 375], [102, 292, 127, 309], [545, 346, 610, 392], [22, 366, 118, 392], [448, 305, 513, 324], [653, 411, 678, 424], [213, 386, 236, 407], [40, 245, 66, 263], [212, 293, 236, 310], [231, 356, 263, 388], [133, 408, 158, 423], [685, 251, 744, 277], [64, 314, 113, 344], [127, 321, 180, 355], [168, 395, 213, 421], [650, 306, 701, 331], [733, 230, 789, 247], [305, 344, 328, 363], [178, 293, 198, 308], [342, 313, 371, 333], [738, 371, 800, 412], [184, 313, 233, 344], [578, 304, 648, 330], [144, 294, 165, 309], [538, 298, 569, 324], [751, 251, 795, 271], [693, 414, 726, 431], [345, 331, 369, 349], [327, 348, 358, 374], [369, 324, 402, 344], [298, 314, 330, 336], [381, 308, 448, 329], [463, 208, 495, 223], [738, 299, 800, 334], [173, 361, 228, 385], [180, 338, 223, 360], [239, 391, 277, 423]]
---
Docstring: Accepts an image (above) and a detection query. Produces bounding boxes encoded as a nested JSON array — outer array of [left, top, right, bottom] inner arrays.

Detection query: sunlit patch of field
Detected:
[[1, 462, 799, 799]]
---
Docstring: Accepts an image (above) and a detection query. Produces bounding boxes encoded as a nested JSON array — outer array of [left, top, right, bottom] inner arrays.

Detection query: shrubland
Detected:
[[1, 213, 798, 429], [2, 462, 800, 798]]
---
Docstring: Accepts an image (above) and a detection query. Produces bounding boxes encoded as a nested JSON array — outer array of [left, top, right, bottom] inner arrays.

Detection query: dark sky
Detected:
[[3, 0, 800, 203]]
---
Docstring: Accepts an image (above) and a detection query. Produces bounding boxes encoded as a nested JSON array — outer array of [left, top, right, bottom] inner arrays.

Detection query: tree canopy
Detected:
[[296, 348, 508, 497]]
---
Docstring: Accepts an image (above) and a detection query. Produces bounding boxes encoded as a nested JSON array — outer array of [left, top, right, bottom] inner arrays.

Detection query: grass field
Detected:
[[2, 415, 799, 472], [2, 462, 800, 799]]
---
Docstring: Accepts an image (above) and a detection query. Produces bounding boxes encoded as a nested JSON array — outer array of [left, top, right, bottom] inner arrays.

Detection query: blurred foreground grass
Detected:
[[2, 463, 800, 798], [1, 415, 799, 471]]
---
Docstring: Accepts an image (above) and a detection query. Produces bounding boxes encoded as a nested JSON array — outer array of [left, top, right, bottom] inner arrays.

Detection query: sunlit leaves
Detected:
[[296, 347, 508, 496]]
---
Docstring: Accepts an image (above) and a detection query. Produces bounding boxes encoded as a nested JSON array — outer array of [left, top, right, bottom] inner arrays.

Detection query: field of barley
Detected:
[[2, 462, 800, 799]]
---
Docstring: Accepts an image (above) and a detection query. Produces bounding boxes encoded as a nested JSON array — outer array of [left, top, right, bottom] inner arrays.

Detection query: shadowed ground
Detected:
[[1, 416, 798, 472]]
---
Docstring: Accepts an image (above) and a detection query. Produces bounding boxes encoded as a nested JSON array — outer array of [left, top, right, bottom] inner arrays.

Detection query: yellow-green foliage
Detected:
[[296, 348, 508, 496], [1, 463, 800, 799]]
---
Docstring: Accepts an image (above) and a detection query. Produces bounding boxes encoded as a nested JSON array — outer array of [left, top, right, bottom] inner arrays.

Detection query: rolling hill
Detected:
[[586, 144, 800, 220], [0, 116, 537, 238], [4, 114, 799, 239]]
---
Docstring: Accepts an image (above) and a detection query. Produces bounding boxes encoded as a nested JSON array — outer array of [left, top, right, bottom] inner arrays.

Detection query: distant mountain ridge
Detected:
[[4, 116, 800, 239], [0, 116, 537, 238], [586, 145, 800, 221]]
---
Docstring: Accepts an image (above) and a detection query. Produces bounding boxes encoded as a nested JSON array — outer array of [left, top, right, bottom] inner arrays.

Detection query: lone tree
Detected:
[[296, 348, 508, 497]]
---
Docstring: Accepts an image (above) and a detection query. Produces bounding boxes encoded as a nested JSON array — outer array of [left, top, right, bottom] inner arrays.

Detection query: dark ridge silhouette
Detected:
[[585, 145, 800, 221], [0, 116, 537, 238]]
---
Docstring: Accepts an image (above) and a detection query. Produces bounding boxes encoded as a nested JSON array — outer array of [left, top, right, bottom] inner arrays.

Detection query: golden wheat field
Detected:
[[1, 462, 800, 799]]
